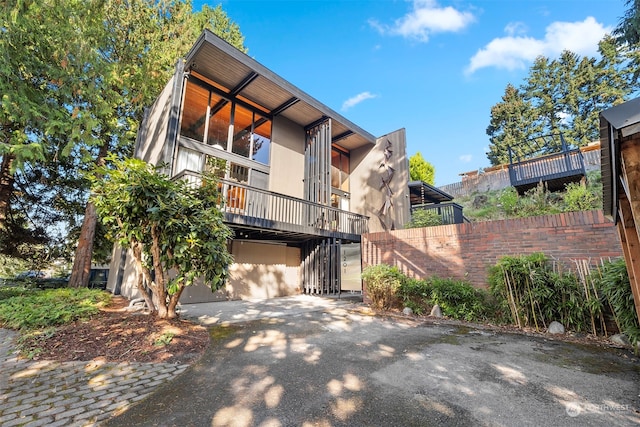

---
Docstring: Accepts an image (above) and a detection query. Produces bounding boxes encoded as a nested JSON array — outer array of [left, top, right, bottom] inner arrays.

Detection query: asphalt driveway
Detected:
[[106, 298, 640, 426]]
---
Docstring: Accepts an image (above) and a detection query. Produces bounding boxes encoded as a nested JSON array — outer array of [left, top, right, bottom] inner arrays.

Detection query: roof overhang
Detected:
[[183, 30, 376, 151], [407, 181, 453, 205]]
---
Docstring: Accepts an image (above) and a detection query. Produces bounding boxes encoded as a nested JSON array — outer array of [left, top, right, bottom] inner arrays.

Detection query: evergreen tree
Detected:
[[486, 84, 542, 165]]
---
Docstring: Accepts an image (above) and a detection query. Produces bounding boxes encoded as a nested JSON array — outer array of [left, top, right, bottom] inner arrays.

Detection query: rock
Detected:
[[472, 194, 488, 209], [430, 304, 442, 318], [547, 321, 565, 334], [610, 334, 631, 347], [402, 307, 413, 316]]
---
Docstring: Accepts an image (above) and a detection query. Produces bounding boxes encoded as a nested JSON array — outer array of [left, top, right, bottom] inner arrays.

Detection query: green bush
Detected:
[[564, 182, 599, 211], [429, 277, 489, 321], [398, 277, 432, 315], [0, 286, 35, 301], [497, 187, 519, 216], [0, 288, 111, 330], [598, 259, 640, 347], [405, 209, 443, 228], [361, 264, 404, 309], [488, 253, 594, 332]]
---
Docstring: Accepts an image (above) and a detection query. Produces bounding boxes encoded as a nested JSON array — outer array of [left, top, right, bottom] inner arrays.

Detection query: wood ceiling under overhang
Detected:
[[183, 30, 376, 151]]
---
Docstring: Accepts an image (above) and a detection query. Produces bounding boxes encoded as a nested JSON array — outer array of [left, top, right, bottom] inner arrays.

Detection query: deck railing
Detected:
[[174, 170, 369, 238], [410, 202, 465, 225], [508, 149, 585, 188]]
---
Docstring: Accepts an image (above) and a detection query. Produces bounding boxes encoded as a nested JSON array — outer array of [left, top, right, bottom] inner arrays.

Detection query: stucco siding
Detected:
[[269, 116, 305, 198], [135, 76, 176, 167], [350, 128, 410, 232]]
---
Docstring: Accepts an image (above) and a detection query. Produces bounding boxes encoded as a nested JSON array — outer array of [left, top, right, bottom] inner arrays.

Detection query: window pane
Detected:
[[252, 116, 271, 165], [207, 94, 231, 150], [331, 147, 350, 192], [180, 81, 209, 142], [232, 104, 253, 157]]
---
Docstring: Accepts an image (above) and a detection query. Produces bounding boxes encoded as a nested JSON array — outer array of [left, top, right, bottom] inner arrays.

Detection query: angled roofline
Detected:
[[184, 30, 377, 144]]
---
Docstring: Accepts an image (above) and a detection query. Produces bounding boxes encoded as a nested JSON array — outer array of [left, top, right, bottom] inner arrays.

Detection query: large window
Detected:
[[331, 145, 350, 210], [180, 81, 210, 142], [207, 93, 232, 150], [179, 78, 271, 166]]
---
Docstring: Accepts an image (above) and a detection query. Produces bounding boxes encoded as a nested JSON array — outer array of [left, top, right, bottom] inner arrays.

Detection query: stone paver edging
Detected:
[[0, 328, 188, 426]]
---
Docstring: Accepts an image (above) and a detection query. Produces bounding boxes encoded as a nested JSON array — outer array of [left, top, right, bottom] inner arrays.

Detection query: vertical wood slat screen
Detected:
[[304, 119, 332, 206], [302, 238, 341, 295]]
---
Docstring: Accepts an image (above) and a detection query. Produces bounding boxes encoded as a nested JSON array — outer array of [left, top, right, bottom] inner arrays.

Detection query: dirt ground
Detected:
[[21, 296, 210, 364], [15, 296, 633, 367]]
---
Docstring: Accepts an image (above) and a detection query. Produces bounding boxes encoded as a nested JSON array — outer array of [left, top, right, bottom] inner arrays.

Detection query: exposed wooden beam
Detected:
[[617, 167, 640, 322]]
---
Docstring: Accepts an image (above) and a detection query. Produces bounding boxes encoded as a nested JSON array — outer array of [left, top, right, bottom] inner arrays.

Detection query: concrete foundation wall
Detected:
[[108, 241, 301, 303], [362, 210, 622, 289]]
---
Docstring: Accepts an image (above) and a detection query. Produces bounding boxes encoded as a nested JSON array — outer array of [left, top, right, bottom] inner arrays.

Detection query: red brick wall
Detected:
[[361, 210, 622, 289]]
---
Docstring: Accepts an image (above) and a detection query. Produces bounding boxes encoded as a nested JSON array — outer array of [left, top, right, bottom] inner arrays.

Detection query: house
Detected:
[[600, 97, 640, 322], [106, 30, 410, 303], [408, 181, 464, 224]]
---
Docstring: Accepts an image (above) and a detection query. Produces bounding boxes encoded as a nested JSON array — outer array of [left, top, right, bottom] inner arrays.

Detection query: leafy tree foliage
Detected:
[[92, 157, 233, 319], [486, 84, 543, 165], [409, 152, 435, 184], [486, 36, 635, 166], [2, 1, 246, 283]]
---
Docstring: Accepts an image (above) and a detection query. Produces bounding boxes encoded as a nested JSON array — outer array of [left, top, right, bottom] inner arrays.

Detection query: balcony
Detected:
[[508, 134, 586, 194], [407, 180, 466, 225], [174, 170, 368, 242], [410, 202, 465, 225]]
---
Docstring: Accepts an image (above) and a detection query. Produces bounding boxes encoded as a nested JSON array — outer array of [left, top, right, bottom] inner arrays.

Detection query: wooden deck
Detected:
[[508, 149, 585, 194], [174, 170, 368, 242]]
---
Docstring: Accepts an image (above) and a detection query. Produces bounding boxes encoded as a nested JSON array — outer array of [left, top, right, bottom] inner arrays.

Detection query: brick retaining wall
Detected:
[[361, 210, 622, 289]]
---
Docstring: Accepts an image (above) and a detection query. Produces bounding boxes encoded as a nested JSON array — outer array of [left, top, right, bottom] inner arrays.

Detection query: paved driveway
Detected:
[[107, 298, 640, 427]]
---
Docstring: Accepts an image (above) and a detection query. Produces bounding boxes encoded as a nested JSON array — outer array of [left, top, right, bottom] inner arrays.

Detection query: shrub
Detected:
[[564, 182, 599, 211], [497, 187, 519, 216], [361, 264, 404, 309], [398, 277, 432, 314], [405, 209, 443, 228], [488, 253, 593, 332], [429, 277, 488, 321], [598, 259, 640, 347], [0, 288, 111, 330]]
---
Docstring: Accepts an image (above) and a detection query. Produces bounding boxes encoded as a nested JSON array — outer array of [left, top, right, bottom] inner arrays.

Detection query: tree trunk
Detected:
[[68, 141, 110, 287], [0, 153, 16, 231], [131, 241, 157, 315], [150, 224, 168, 318], [167, 284, 185, 319], [68, 201, 97, 288]]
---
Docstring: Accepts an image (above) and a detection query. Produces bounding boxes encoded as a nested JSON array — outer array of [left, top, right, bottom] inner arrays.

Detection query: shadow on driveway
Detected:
[[106, 297, 640, 426]]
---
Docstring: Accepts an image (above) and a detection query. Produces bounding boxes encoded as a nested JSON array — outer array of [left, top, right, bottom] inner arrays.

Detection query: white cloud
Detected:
[[459, 154, 473, 163], [369, 0, 475, 42], [341, 92, 377, 111], [466, 17, 611, 74], [504, 22, 527, 37]]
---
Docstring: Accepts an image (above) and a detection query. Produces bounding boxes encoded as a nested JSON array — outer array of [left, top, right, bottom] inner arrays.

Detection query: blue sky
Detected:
[[197, 0, 624, 186]]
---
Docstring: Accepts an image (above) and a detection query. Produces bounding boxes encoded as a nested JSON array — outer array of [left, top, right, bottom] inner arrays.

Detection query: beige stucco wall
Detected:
[[350, 128, 410, 232], [226, 241, 301, 299], [269, 116, 305, 198], [108, 240, 301, 303], [106, 245, 141, 300]]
